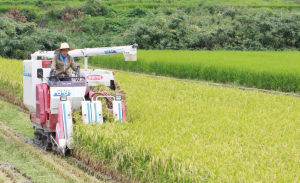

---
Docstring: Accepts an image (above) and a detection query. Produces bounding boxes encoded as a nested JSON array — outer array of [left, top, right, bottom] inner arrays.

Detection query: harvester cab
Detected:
[[23, 44, 137, 156]]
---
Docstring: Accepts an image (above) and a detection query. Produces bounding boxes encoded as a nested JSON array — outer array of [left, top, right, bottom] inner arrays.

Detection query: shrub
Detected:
[[80, 16, 106, 34], [0, 17, 67, 59], [20, 8, 37, 22], [82, 0, 108, 16], [35, 0, 46, 8]]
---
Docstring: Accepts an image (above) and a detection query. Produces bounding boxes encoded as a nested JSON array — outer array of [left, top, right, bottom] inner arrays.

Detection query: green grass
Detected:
[[0, 97, 104, 183], [111, 3, 300, 9], [90, 50, 300, 92], [0, 98, 68, 183], [6, 0, 85, 6], [4, 0, 300, 12], [73, 71, 300, 182], [104, 0, 299, 5], [0, 5, 39, 13], [0, 97, 34, 138], [0, 0, 85, 14], [0, 135, 69, 183], [103, 0, 300, 9]]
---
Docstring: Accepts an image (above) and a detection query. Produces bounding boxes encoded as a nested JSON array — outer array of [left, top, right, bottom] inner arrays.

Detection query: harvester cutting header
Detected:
[[23, 43, 138, 155]]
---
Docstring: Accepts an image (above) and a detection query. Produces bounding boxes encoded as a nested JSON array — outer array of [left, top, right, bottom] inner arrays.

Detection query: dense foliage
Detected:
[[118, 7, 300, 51], [0, 17, 66, 59], [65, 1, 300, 51], [2, 1, 300, 59]]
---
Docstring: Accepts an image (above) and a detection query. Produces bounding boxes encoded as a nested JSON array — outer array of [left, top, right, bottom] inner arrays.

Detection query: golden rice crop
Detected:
[[73, 72, 300, 182], [3, 58, 300, 182], [0, 58, 23, 103], [0, 58, 23, 86]]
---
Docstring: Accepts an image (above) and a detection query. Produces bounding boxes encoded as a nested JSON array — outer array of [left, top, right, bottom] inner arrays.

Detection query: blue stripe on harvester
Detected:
[[118, 102, 122, 123], [94, 103, 97, 124], [87, 103, 91, 124], [23, 73, 32, 77], [63, 103, 68, 139]]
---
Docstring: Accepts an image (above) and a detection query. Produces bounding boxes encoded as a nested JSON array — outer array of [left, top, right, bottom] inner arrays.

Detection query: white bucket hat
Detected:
[[54, 42, 75, 52]]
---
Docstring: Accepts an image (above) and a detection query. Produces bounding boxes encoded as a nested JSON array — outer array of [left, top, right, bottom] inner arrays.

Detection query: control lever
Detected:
[[49, 69, 57, 82], [75, 66, 81, 81], [51, 69, 57, 77]]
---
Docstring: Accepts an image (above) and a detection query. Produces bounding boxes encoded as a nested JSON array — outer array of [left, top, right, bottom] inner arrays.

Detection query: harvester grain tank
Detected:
[[23, 44, 138, 155]]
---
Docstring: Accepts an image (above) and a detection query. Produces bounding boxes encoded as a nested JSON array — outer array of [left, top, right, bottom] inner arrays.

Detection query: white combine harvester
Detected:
[[23, 44, 138, 155]]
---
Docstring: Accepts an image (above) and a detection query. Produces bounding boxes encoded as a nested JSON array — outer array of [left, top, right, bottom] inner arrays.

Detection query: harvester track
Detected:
[[0, 82, 130, 183], [0, 121, 115, 183], [0, 162, 34, 183]]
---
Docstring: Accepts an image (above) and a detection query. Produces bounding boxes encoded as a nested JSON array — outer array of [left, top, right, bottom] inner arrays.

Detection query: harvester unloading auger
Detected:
[[23, 44, 138, 156]]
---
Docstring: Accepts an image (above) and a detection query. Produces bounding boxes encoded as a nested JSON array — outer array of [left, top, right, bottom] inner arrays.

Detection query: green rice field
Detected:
[[90, 50, 300, 92], [5, 0, 300, 9]]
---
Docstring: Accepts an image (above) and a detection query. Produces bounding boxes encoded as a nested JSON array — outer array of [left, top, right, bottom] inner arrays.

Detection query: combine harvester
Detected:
[[23, 44, 138, 155]]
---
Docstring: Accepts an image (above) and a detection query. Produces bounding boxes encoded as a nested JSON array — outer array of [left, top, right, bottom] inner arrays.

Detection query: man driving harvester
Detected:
[[51, 42, 78, 81]]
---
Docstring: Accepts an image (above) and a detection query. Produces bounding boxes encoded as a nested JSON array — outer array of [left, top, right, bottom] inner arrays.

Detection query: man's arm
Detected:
[[51, 55, 57, 70], [69, 56, 77, 71]]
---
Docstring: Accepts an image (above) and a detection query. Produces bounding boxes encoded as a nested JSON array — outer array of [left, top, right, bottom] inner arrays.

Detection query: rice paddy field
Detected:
[[90, 50, 300, 92], [0, 58, 23, 104], [73, 72, 300, 182], [2, 55, 300, 181]]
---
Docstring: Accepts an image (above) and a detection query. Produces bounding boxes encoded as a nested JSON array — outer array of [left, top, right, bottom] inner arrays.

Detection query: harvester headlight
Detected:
[[60, 96, 67, 101], [115, 95, 122, 101]]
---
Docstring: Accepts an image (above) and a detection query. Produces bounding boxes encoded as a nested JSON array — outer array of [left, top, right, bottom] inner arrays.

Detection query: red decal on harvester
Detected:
[[87, 75, 103, 80]]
